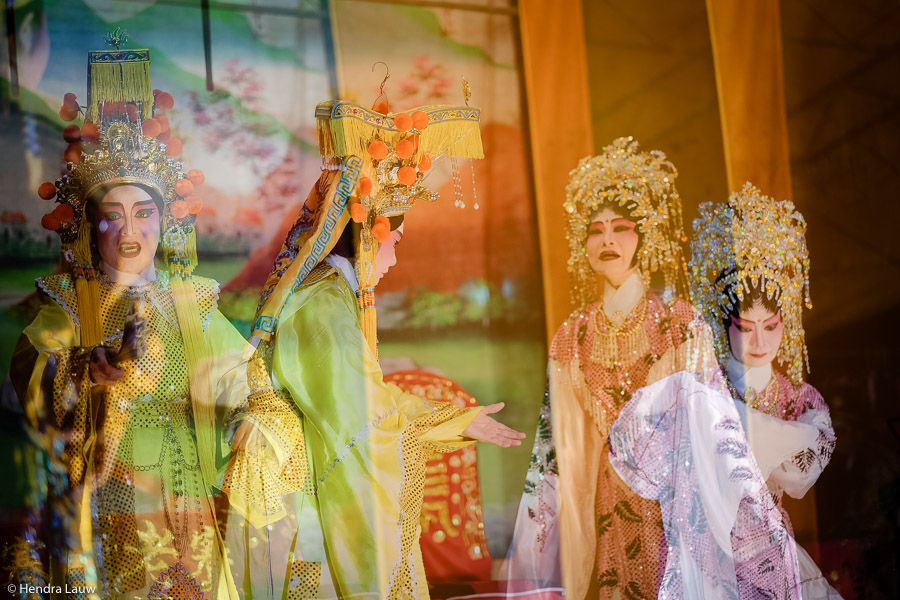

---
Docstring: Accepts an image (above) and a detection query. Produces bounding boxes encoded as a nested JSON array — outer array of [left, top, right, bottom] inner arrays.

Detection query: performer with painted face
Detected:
[[688, 183, 839, 599], [247, 100, 524, 599], [507, 137, 700, 599], [9, 47, 303, 599], [604, 183, 839, 598]]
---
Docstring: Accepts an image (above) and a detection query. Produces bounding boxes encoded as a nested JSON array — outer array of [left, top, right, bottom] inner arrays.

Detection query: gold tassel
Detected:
[[170, 265, 216, 490], [73, 224, 102, 346], [87, 59, 154, 121], [354, 229, 379, 358], [317, 103, 484, 160]]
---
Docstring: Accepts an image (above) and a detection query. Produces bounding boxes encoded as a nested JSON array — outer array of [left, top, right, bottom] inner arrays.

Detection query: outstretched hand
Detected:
[[463, 403, 526, 448]]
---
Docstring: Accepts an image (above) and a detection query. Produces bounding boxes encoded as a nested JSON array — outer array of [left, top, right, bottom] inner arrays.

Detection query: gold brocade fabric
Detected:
[[383, 370, 492, 583], [15, 272, 231, 598], [550, 292, 694, 600]]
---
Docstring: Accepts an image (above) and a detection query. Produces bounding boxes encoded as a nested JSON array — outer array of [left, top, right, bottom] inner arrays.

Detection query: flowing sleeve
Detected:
[[270, 278, 478, 597], [208, 309, 308, 528], [758, 385, 836, 499], [11, 301, 93, 487], [609, 373, 803, 599]]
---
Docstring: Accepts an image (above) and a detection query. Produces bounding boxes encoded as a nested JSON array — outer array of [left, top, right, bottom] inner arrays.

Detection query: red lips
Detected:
[[599, 251, 620, 261]]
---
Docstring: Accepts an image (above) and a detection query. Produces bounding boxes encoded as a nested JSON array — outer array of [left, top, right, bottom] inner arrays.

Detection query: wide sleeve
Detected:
[[272, 282, 479, 456], [207, 309, 308, 528], [763, 385, 835, 499], [11, 302, 93, 486]]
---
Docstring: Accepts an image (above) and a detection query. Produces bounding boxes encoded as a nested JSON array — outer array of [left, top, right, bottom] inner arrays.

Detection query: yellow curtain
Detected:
[[706, 0, 819, 558], [518, 0, 594, 343], [706, 0, 793, 200]]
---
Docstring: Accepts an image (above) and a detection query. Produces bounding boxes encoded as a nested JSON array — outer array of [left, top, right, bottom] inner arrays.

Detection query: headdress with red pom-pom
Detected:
[[38, 47, 206, 283], [254, 97, 483, 356]]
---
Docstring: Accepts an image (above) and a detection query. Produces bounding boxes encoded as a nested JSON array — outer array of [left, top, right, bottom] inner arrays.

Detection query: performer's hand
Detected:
[[233, 420, 265, 453], [463, 403, 526, 448], [90, 346, 125, 386]]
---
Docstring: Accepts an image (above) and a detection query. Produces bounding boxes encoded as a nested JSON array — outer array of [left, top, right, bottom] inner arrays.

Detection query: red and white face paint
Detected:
[[585, 207, 639, 287], [96, 185, 161, 279], [727, 303, 784, 368]]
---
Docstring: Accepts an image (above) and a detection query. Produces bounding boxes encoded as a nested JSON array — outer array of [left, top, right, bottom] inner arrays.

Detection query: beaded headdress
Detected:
[[563, 136, 687, 309], [689, 182, 812, 385], [38, 49, 206, 290], [254, 100, 483, 354]]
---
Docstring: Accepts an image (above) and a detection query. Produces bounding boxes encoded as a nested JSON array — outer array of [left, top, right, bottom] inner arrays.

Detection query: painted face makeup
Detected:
[[585, 207, 639, 287], [727, 302, 784, 368], [375, 226, 403, 283], [96, 185, 161, 277]]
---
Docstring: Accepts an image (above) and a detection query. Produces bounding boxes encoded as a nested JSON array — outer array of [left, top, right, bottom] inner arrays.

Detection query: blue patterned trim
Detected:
[[252, 154, 362, 334], [88, 49, 151, 65], [317, 101, 481, 133]]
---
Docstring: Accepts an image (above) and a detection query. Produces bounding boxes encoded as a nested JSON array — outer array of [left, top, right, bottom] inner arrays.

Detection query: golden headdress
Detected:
[[37, 47, 207, 345], [689, 182, 812, 385], [253, 100, 483, 354], [563, 136, 688, 310]]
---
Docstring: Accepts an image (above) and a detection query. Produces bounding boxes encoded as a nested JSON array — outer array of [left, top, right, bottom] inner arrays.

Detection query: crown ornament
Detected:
[[689, 182, 812, 385], [564, 136, 688, 310]]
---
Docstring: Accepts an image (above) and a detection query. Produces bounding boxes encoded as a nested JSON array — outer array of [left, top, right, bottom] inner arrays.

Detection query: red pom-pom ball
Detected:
[[368, 140, 388, 160], [174, 179, 194, 197], [350, 202, 367, 223], [187, 169, 205, 186], [397, 166, 416, 186], [411, 111, 429, 130], [53, 203, 74, 223], [165, 138, 183, 157], [63, 125, 81, 143], [395, 138, 415, 160], [142, 118, 161, 138], [155, 91, 175, 110], [38, 182, 57, 200], [41, 214, 60, 231], [371, 216, 391, 243], [418, 154, 432, 172], [358, 177, 373, 196], [171, 200, 190, 219], [81, 122, 100, 141], [394, 113, 413, 132], [187, 197, 204, 215], [63, 144, 82, 163]]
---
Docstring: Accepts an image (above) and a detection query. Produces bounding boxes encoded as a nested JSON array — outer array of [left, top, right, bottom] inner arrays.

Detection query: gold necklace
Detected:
[[590, 298, 650, 370], [735, 374, 780, 416]]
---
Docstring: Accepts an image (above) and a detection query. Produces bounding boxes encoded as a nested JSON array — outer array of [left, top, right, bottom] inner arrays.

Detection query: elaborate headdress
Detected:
[[37, 47, 207, 346], [689, 182, 812, 385], [253, 100, 483, 354], [563, 136, 687, 309]]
